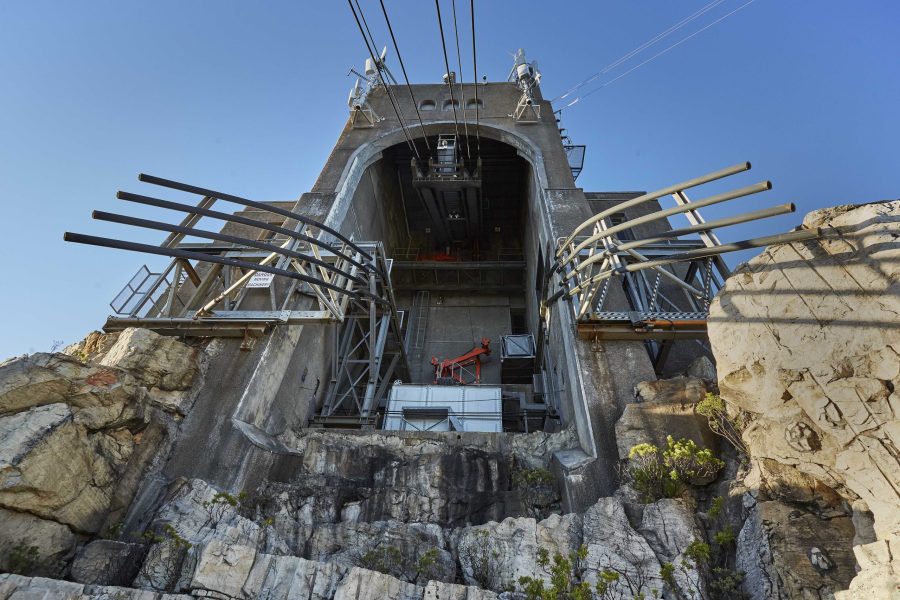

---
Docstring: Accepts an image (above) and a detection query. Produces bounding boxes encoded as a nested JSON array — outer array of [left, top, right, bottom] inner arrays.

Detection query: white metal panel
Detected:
[[383, 384, 502, 432]]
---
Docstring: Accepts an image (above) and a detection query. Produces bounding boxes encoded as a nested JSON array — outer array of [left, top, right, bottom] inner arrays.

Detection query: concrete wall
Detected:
[[140, 80, 678, 516]]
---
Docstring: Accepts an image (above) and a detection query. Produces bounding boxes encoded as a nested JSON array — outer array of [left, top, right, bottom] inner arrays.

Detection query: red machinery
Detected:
[[431, 338, 491, 385]]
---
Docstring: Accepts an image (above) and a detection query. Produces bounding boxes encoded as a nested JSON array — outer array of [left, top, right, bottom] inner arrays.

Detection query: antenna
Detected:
[[508, 49, 542, 123]]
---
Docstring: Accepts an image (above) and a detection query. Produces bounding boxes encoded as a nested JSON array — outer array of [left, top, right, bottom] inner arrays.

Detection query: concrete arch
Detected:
[[324, 120, 550, 232]]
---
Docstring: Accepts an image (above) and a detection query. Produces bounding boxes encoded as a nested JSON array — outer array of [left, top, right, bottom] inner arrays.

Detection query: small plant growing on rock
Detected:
[[358, 544, 443, 584], [704, 495, 749, 599], [6, 542, 40, 575], [626, 436, 725, 502], [416, 548, 442, 582], [360, 545, 406, 579], [460, 529, 498, 589], [518, 545, 592, 600], [696, 393, 749, 459], [136, 524, 192, 591], [202, 490, 247, 523], [513, 467, 558, 519]]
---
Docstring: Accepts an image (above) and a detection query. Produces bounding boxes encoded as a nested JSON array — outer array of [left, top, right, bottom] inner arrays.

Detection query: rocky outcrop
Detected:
[[262, 428, 576, 532], [737, 499, 857, 599], [614, 376, 716, 459], [0, 329, 203, 574], [0, 402, 130, 532], [709, 200, 900, 596], [0, 507, 75, 577], [70, 540, 146, 586]]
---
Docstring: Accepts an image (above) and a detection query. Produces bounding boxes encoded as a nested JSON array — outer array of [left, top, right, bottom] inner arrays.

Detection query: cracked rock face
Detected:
[[615, 376, 716, 460], [0, 329, 202, 571], [709, 200, 900, 594], [737, 500, 857, 600]]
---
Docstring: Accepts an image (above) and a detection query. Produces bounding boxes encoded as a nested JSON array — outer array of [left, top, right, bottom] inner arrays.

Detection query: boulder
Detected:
[[453, 512, 582, 591], [422, 581, 498, 600], [333, 566, 423, 600], [99, 328, 198, 392], [0, 403, 126, 533], [615, 376, 716, 459], [581, 497, 664, 599], [736, 500, 857, 600], [0, 353, 147, 429], [685, 356, 717, 383], [242, 554, 348, 600], [70, 540, 146, 586], [64, 330, 120, 364], [637, 499, 707, 598], [0, 507, 75, 577], [307, 520, 454, 584], [188, 539, 257, 598], [0, 574, 85, 598]]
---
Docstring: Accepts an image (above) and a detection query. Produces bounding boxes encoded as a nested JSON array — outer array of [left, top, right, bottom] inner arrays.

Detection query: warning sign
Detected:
[[246, 272, 275, 288]]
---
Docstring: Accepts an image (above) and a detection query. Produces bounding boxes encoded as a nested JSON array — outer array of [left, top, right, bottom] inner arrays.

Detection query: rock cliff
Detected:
[[709, 200, 900, 598], [1, 201, 898, 599]]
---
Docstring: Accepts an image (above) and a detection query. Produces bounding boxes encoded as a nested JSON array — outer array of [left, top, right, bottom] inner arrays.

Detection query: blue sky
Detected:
[[1, 1, 898, 357]]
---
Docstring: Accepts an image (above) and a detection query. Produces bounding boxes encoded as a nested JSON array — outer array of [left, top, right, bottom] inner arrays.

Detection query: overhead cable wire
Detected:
[[451, 0, 472, 159], [469, 0, 481, 155], [347, 0, 421, 160], [353, 0, 418, 152], [435, 0, 461, 142], [551, 0, 728, 104], [379, 0, 431, 153], [564, 0, 758, 108]]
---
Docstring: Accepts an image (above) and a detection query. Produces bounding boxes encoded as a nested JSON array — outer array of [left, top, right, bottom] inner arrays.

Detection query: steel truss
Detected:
[[65, 176, 409, 414], [548, 162, 821, 370]]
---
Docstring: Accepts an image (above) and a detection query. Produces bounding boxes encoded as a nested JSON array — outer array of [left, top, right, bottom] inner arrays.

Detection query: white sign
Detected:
[[246, 272, 275, 288]]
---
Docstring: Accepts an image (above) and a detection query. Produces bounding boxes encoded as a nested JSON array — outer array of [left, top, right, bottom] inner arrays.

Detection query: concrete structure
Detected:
[[68, 57, 743, 518]]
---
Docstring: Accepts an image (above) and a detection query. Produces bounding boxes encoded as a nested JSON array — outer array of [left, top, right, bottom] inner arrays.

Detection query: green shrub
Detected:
[[513, 467, 558, 520], [6, 543, 40, 575], [626, 436, 725, 502]]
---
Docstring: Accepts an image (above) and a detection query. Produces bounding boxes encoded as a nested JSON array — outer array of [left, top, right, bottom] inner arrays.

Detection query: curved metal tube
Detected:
[[567, 228, 820, 298], [556, 161, 751, 256], [92, 210, 366, 286], [557, 181, 772, 272], [138, 173, 374, 261], [563, 201, 792, 281], [117, 191, 372, 275], [63, 232, 365, 299]]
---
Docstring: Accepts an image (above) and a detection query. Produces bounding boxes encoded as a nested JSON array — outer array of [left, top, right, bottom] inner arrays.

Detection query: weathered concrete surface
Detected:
[[709, 200, 900, 596]]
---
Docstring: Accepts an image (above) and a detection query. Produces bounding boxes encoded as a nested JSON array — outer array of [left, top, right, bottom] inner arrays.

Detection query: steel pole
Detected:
[[564, 201, 792, 280], [116, 190, 373, 276], [559, 181, 772, 272], [137, 173, 374, 261], [63, 232, 363, 298], [556, 161, 751, 256], [92, 210, 365, 286]]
